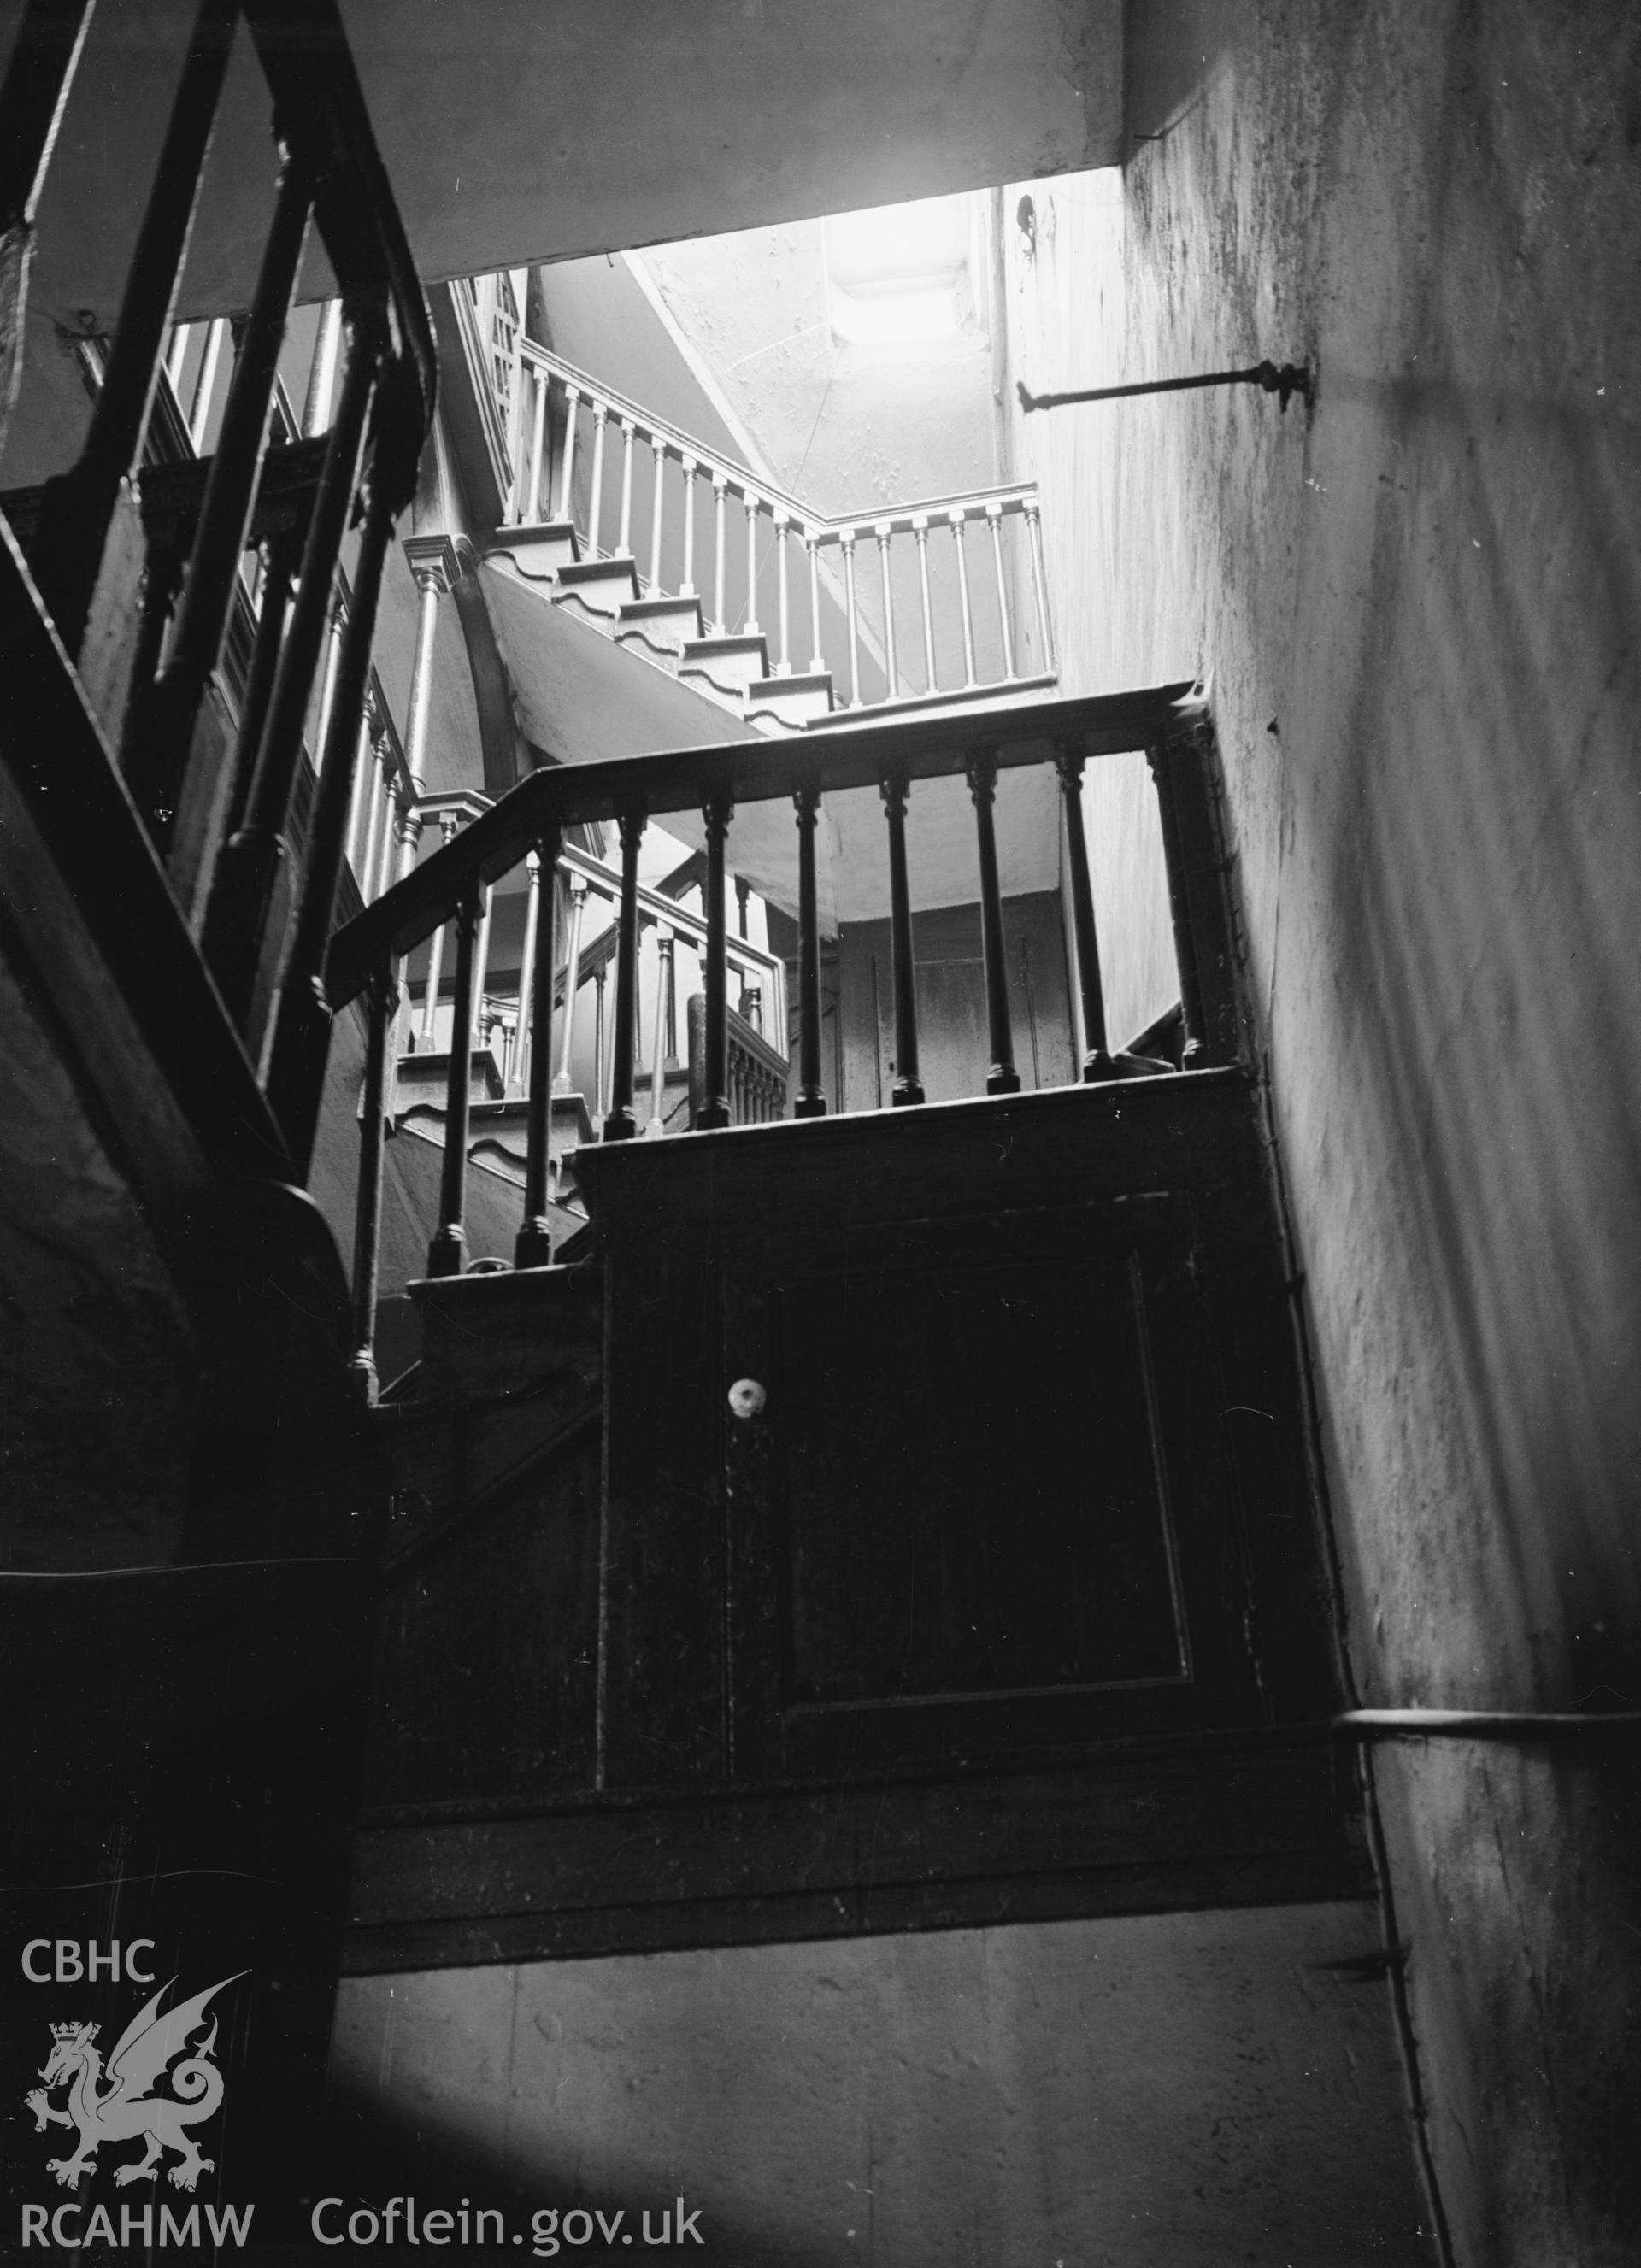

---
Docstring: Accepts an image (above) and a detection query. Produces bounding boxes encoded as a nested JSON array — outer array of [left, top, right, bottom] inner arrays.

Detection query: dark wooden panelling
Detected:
[[365, 1431, 603, 1811], [777, 1247, 1189, 1701], [580, 1071, 1338, 1801], [721, 1191, 1268, 1778], [364, 1271, 606, 1811], [359, 1072, 1344, 1956], [343, 1850, 1372, 1974], [344, 1736, 1368, 1972]]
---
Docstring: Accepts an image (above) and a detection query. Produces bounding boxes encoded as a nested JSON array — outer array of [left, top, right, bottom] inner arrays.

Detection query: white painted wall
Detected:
[[332, 1904, 1433, 2265]]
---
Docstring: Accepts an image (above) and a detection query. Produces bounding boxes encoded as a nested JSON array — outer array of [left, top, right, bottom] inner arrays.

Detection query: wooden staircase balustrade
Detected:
[[462, 310, 1062, 730], [324, 687, 1246, 1395], [686, 991, 788, 1130], [0, 2, 434, 2225], [4, 0, 436, 1178], [404, 796, 789, 1080]]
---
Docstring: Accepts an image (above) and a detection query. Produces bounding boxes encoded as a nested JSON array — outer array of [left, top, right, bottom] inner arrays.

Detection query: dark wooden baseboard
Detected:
[[343, 1734, 1371, 1973]]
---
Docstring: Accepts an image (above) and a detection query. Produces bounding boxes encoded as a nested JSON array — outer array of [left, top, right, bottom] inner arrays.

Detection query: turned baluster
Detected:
[[303, 298, 342, 436], [418, 809, 460, 1045], [950, 510, 978, 687], [841, 530, 862, 707], [187, 314, 228, 451], [774, 511, 791, 673], [649, 924, 675, 1134], [875, 520, 897, 698], [202, 301, 385, 1029], [366, 748, 397, 903], [697, 794, 732, 1129], [514, 849, 542, 1095], [967, 751, 1020, 1096], [679, 456, 698, 597], [526, 367, 548, 523], [503, 320, 526, 522], [806, 531, 825, 674], [555, 874, 588, 1092], [1054, 743, 1115, 1080], [617, 416, 637, 554], [426, 884, 481, 1277], [587, 402, 609, 556], [270, 401, 414, 1163], [913, 514, 937, 691], [744, 495, 761, 635], [592, 962, 609, 1119], [880, 773, 923, 1105], [350, 963, 397, 1401], [793, 781, 826, 1118], [473, 880, 496, 1047], [217, 521, 301, 849], [126, 120, 324, 846], [1145, 742, 1208, 1066], [29, 0, 238, 658], [375, 754, 407, 906], [386, 801, 424, 1076], [649, 435, 668, 592], [986, 502, 1015, 679], [516, 826, 562, 1268], [603, 807, 644, 1141], [556, 383, 580, 523], [712, 473, 729, 633], [1025, 498, 1056, 671]]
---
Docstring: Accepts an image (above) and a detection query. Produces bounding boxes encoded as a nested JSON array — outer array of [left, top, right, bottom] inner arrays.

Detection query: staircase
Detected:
[[486, 521, 838, 736], [450, 291, 1061, 739]]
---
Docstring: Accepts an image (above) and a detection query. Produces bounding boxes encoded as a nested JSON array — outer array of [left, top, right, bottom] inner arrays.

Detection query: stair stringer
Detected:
[[479, 550, 764, 758]]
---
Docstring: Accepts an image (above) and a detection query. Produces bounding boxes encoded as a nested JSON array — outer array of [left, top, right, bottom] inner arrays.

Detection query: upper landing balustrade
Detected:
[[452, 280, 1056, 729]]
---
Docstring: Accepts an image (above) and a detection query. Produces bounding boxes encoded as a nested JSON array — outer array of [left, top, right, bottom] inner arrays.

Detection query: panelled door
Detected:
[[721, 1190, 1266, 1781]]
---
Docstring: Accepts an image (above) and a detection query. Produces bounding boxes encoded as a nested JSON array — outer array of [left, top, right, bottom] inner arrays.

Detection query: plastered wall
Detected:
[[332, 1904, 1433, 2265], [1003, 3, 1641, 2256]]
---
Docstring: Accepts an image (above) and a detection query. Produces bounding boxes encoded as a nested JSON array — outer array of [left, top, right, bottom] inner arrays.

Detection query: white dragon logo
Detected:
[[23, 1971, 244, 2193]]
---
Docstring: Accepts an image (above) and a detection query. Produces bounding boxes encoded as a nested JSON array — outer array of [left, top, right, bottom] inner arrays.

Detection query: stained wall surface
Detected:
[[1002, 3, 1641, 2257], [332, 1903, 1435, 2266]]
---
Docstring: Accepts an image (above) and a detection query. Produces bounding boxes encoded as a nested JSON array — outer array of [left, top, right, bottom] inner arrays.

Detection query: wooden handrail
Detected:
[[332, 681, 1238, 1390], [326, 687, 1193, 1009]]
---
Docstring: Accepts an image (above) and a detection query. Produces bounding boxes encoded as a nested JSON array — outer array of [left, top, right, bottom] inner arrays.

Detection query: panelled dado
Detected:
[[350, 1072, 1355, 1971]]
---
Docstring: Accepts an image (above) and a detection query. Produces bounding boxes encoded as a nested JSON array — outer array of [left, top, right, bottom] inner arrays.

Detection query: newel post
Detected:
[[401, 533, 459, 779]]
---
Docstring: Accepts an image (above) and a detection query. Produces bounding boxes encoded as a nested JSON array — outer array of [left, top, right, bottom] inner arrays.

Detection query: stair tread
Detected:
[[748, 669, 834, 698], [621, 594, 703, 622], [556, 555, 640, 586], [681, 632, 768, 656]]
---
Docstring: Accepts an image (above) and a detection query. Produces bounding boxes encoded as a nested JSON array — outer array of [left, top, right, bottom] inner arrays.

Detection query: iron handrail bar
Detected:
[[326, 685, 1193, 1011]]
